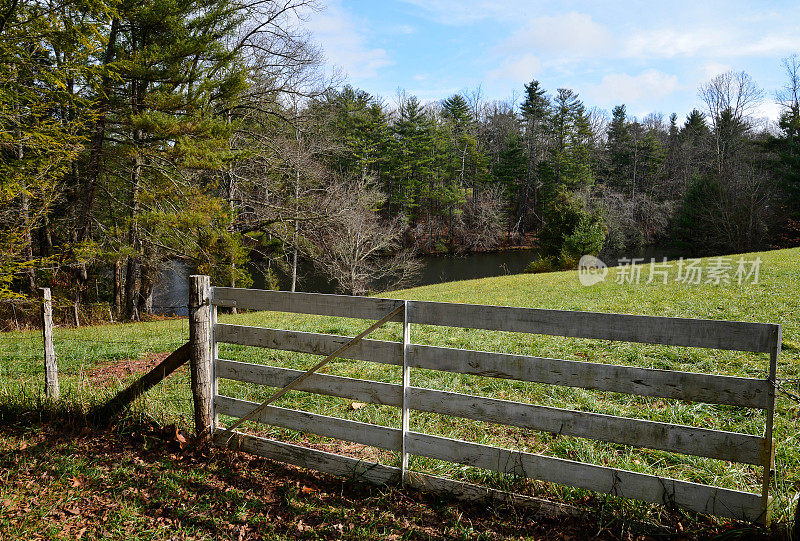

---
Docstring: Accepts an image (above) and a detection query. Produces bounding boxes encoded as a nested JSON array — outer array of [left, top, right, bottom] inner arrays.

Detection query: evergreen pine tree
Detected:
[[605, 105, 633, 190], [517, 80, 549, 233], [390, 94, 434, 218]]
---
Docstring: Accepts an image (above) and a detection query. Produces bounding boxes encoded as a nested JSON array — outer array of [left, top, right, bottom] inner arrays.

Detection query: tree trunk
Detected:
[[126, 80, 143, 320], [291, 120, 301, 293], [20, 177, 35, 295], [518, 151, 532, 238], [137, 246, 155, 316], [124, 256, 140, 321], [229, 258, 237, 314], [114, 259, 123, 318], [291, 246, 298, 293], [15, 111, 36, 294], [40, 212, 53, 257], [71, 263, 87, 326], [138, 274, 153, 315], [223, 112, 238, 313], [78, 18, 119, 242]]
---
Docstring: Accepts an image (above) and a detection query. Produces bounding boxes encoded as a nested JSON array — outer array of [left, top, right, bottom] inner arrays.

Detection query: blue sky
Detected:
[[302, 0, 800, 121]]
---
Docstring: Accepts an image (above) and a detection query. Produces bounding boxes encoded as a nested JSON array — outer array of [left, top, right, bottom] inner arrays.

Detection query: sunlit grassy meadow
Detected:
[[2, 246, 799, 527]]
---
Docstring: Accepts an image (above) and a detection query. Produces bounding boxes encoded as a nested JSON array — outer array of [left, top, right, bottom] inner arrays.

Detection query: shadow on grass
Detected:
[[0, 404, 779, 540]]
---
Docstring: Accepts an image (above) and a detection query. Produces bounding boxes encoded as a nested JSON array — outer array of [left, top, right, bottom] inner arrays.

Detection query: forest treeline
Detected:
[[2, 0, 799, 320]]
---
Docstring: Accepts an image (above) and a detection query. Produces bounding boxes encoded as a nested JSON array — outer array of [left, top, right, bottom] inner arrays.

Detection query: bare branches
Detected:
[[699, 70, 764, 127], [778, 54, 800, 112], [312, 177, 419, 296], [699, 70, 764, 173]]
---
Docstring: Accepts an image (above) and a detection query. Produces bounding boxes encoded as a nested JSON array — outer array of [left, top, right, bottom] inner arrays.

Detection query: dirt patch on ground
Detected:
[[87, 351, 181, 384]]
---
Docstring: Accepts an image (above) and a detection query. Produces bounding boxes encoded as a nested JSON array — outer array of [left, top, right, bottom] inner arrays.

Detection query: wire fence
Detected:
[[0, 311, 190, 383], [0, 294, 190, 332], [0, 319, 196, 427]]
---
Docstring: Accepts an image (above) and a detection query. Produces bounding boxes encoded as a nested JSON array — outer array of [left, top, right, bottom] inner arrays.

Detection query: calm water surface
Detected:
[[152, 246, 679, 315], [152, 250, 538, 314]]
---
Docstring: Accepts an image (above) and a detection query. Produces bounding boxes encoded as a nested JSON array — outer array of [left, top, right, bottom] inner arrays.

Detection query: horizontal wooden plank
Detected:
[[215, 361, 763, 463], [215, 324, 402, 365], [405, 471, 582, 517], [214, 431, 400, 485], [211, 287, 404, 321], [405, 432, 764, 521], [406, 301, 779, 353], [214, 432, 582, 518], [406, 387, 765, 464], [215, 395, 402, 451], [408, 344, 772, 409], [215, 359, 403, 406], [212, 289, 779, 352]]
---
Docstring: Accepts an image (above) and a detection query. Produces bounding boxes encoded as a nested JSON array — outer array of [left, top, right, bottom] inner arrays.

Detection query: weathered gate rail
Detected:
[[192, 279, 780, 523]]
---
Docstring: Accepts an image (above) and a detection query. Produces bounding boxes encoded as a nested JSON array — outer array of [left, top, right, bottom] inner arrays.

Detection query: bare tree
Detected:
[[691, 70, 777, 252], [777, 54, 800, 112], [699, 70, 764, 172], [453, 185, 506, 252], [700, 70, 764, 123], [312, 178, 419, 296], [221, 9, 339, 292]]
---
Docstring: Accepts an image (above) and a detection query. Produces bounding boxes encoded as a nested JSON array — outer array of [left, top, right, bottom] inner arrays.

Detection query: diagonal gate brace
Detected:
[[219, 303, 405, 446]]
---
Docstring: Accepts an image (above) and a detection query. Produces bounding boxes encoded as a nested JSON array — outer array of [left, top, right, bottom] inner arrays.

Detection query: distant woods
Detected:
[[1, 0, 799, 314]]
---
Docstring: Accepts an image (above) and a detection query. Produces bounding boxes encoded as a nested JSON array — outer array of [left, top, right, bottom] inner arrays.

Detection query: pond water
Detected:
[[152, 249, 538, 315], [151, 245, 680, 315]]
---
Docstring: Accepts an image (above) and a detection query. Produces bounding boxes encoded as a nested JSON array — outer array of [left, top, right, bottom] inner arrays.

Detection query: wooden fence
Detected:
[[189, 278, 781, 524]]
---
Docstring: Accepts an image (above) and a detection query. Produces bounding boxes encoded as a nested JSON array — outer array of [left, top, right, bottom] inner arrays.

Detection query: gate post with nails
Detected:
[[189, 275, 214, 444]]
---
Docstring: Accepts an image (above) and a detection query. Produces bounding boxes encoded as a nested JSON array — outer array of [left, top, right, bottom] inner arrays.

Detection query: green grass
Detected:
[[2, 246, 800, 532]]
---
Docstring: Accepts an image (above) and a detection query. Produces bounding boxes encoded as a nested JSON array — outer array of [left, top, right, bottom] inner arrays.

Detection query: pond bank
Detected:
[[151, 244, 683, 315], [152, 249, 539, 314]]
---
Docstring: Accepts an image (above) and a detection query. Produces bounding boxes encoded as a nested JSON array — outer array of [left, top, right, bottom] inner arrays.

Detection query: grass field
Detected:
[[1, 246, 799, 537]]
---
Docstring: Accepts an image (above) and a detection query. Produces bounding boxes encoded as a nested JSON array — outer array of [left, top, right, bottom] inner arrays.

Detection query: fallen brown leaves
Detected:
[[174, 426, 190, 449], [0, 418, 768, 540]]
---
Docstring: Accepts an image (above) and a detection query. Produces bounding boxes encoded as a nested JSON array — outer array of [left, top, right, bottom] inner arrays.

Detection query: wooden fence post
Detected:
[[189, 275, 213, 444], [401, 300, 411, 485], [40, 288, 59, 399]]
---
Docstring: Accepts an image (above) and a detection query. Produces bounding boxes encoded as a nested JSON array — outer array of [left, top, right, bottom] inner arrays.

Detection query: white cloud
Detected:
[[395, 0, 528, 25], [306, 1, 392, 79], [624, 28, 724, 59], [701, 62, 732, 80], [584, 70, 679, 106], [501, 12, 614, 58], [487, 53, 542, 83], [736, 34, 800, 57], [624, 28, 800, 59], [486, 12, 611, 84], [755, 101, 783, 122]]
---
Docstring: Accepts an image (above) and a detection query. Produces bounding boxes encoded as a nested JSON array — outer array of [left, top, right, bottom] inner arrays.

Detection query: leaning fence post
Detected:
[[189, 275, 213, 444], [40, 287, 59, 399]]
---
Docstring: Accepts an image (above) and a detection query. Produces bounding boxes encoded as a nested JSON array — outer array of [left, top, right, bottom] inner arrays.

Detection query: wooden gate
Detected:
[[192, 279, 780, 523]]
